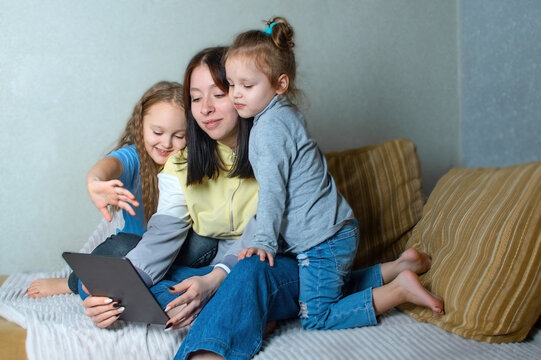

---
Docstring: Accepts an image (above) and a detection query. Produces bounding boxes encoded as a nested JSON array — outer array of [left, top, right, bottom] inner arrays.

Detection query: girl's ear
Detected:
[[275, 74, 289, 95]]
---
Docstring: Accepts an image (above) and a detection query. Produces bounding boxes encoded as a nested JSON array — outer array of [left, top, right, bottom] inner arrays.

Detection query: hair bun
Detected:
[[267, 17, 294, 50]]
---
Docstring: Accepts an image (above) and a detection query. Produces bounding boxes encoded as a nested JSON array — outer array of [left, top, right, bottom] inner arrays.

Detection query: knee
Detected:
[[299, 304, 327, 330], [223, 257, 272, 292], [92, 233, 141, 257], [67, 272, 78, 293], [235, 256, 270, 280]]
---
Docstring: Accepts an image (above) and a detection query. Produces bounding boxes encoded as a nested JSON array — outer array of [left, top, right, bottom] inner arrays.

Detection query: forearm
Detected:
[[127, 172, 191, 286], [250, 123, 291, 255], [86, 157, 123, 184], [127, 214, 191, 286], [251, 187, 284, 255]]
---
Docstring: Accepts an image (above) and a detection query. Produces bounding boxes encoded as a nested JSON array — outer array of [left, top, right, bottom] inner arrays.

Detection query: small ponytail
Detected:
[[265, 17, 295, 51], [226, 16, 298, 102]]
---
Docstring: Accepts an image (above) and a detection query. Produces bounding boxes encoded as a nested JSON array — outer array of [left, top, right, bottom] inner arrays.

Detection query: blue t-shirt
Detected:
[[108, 145, 146, 236]]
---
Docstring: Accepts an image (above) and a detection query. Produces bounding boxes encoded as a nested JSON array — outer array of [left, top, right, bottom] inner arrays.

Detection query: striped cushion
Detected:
[[325, 139, 424, 269], [400, 162, 541, 343]]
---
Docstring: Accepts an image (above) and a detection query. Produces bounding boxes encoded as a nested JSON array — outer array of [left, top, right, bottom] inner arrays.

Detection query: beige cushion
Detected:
[[325, 139, 424, 269], [400, 162, 541, 343]]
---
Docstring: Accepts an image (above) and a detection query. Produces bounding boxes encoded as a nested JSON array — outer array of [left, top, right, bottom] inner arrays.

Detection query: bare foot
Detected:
[[395, 270, 444, 316], [397, 248, 432, 275], [381, 248, 431, 284], [27, 278, 70, 298]]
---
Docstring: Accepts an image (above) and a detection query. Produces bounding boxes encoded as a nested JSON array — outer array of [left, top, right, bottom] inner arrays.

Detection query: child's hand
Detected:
[[238, 247, 274, 267], [87, 179, 139, 222]]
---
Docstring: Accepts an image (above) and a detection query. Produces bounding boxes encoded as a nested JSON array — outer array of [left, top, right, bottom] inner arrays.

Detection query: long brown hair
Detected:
[[183, 46, 254, 185], [115, 81, 184, 222]]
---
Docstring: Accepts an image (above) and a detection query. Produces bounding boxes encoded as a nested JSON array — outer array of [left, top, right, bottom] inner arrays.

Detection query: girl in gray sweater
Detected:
[[225, 17, 444, 331]]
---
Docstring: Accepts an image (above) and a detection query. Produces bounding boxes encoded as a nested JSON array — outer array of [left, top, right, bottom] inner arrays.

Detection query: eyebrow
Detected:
[[190, 83, 218, 92]]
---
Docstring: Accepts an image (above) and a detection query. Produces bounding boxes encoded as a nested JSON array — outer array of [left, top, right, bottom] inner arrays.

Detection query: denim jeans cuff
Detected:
[[366, 287, 378, 325], [374, 263, 383, 288], [179, 339, 253, 360]]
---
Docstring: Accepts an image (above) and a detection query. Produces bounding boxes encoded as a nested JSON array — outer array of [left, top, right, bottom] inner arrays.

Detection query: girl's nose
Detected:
[[163, 136, 173, 149]]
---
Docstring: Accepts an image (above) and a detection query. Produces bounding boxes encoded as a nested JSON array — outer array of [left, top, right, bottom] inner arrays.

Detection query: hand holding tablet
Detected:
[[63, 252, 169, 325]]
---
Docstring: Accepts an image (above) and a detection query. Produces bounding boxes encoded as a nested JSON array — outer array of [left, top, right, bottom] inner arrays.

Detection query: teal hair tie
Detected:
[[264, 22, 276, 35]]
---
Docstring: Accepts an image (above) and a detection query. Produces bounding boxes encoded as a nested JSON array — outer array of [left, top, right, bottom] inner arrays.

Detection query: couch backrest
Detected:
[[325, 138, 425, 269]]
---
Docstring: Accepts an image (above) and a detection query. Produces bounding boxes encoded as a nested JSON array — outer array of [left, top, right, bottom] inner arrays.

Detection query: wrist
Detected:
[[86, 175, 101, 186], [207, 268, 227, 286]]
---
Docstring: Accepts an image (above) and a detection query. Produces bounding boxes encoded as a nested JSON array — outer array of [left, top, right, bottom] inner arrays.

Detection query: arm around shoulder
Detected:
[[126, 172, 191, 286]]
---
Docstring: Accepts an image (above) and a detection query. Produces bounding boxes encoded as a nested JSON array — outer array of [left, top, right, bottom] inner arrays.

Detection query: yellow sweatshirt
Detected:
[[162, 142, 259, 239], [126, 142, 259, 285]]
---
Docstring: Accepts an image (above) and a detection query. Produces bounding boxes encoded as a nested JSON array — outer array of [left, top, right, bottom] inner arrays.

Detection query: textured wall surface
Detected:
[[461, 1, 541, 167]]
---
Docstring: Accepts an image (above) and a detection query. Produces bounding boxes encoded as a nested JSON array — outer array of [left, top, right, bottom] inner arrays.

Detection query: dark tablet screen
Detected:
[[62, 252, 169, 325]]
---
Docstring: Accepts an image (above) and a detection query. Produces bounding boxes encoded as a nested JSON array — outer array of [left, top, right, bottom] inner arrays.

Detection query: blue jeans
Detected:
[[150, 265, 215, 307], [174, 255, 300, 360], [297, 221, 380, 330], [77, 230, 218, 299]]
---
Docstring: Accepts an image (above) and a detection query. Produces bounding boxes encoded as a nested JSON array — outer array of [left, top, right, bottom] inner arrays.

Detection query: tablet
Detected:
[[62, 252, 169, 325]]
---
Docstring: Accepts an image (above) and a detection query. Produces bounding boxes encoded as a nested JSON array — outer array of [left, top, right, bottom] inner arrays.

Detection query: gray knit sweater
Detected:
[[248, 95, 354, 255]]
